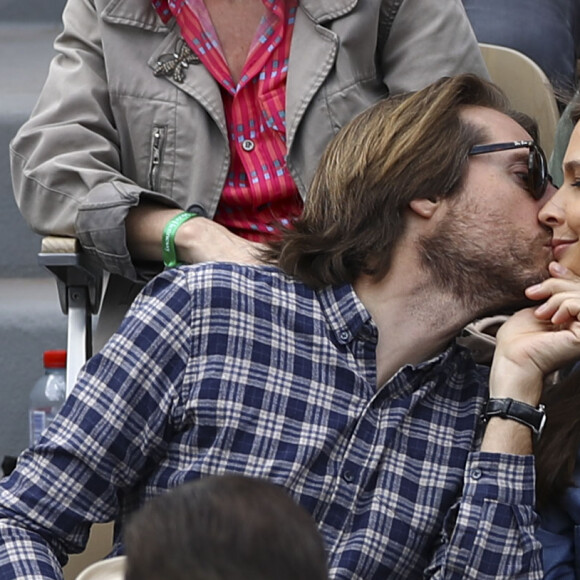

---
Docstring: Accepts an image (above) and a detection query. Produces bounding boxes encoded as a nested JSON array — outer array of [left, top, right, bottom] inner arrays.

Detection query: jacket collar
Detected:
[[285, 0, 358, 149], [101, 0, 359, 30], [100, 0, 360, 142], [298, 0, 358, 24], [101, 0, 169, 32]]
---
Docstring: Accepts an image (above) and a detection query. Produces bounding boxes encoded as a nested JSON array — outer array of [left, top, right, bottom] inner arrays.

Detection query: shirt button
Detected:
[[339, 331, 349, 341], [342, 469, 355, 483], [241, 139, 255, 152], [470, 468, 482, 480]]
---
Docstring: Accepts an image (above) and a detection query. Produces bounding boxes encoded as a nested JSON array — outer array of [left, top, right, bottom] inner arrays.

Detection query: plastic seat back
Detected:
[[479, 43, 560, 157]]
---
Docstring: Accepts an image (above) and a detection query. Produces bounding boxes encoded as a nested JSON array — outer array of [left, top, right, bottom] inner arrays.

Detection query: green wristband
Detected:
[[162, 212, 199, 268]]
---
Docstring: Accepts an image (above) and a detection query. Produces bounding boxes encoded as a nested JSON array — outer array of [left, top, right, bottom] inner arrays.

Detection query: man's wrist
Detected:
[[488, 361, 544, 406], [480, 416, 534, 455]]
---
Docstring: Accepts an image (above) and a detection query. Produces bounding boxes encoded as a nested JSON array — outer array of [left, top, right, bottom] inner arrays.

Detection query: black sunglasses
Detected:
[[468, 140, 549, 200]]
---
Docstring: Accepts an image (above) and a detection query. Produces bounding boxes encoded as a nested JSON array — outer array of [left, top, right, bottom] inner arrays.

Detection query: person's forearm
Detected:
[[126, 203, 182, 262], [125, 203, 227, 263], [0, 521, 63, 579], [126, 203, 265, 266], [480, 417, 533, 454], [425, 453, 541, 578], [481, 357, 544, 455]]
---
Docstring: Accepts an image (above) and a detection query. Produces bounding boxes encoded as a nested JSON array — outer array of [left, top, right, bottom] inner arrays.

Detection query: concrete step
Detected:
[[0, 23, 61, 277], [0, 278, 67, 458]]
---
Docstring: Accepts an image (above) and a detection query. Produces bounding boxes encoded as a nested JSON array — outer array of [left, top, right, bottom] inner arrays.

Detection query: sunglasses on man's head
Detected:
[[468, 140, 549, 200]]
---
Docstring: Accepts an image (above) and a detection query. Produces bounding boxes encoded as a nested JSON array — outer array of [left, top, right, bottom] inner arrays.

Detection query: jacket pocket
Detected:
[[148, 125, 167, 191]]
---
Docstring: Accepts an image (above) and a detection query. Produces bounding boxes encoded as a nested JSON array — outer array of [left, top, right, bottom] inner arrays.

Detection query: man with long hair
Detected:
[[0, 74, 572, 579], [11, 0, 489, 348]]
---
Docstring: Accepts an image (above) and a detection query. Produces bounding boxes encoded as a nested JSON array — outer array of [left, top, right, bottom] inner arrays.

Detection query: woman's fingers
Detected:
[[549, 261, 576, 279], [526, 262, 580, 301], [534, 293, 580, 324], [494, 307, 580, 386]]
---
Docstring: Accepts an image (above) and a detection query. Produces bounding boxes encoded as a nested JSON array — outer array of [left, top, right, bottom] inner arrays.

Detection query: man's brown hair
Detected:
[[266, 74, 538, 288]]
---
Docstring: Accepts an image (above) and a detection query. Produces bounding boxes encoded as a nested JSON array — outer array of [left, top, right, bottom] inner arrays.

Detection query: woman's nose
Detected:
[[538, 187, 565, 227]]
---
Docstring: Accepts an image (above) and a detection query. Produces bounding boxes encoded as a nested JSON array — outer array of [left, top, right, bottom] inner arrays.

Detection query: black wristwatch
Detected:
[[482, 398, 547, 440]]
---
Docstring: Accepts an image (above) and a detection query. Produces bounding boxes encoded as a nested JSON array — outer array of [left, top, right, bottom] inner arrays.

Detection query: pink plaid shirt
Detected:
[[152, 0, 301, 241]]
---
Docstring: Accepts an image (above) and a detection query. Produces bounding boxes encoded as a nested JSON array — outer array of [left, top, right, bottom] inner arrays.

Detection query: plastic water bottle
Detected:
[[29, 350, 67, 446]]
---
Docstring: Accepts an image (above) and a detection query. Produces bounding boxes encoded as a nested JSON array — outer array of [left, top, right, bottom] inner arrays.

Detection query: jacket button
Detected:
[[186, 204, 207, 217], [241, 139, 255, 152]]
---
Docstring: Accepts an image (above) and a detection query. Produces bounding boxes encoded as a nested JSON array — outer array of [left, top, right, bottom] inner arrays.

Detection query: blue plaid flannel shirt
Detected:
[[0, 264, 541, 579]]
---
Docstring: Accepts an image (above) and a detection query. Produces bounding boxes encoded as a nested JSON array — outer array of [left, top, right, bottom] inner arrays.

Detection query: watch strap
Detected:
[[483, 398, 546, 439]]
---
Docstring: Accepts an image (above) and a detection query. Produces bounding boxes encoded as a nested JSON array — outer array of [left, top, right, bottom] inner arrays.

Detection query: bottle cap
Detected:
[[43, 350, 67, 368]]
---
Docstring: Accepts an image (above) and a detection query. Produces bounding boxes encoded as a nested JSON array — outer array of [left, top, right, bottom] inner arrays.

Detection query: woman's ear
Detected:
[[408, 197, 441, 218]]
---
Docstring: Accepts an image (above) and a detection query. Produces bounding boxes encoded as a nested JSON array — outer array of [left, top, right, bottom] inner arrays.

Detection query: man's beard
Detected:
[[418, 202, 551, 317]]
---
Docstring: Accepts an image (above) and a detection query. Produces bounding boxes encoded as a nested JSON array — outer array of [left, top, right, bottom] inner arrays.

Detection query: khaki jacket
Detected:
[[11, 0, 487, 282]]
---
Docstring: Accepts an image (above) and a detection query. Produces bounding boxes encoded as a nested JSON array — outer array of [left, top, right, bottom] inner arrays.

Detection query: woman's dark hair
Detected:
[[571, 99, 580, 125], [536, 370, 580, 507]]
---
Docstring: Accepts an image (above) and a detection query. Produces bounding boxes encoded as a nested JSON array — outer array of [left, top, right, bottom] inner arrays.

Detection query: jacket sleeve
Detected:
[[425, 452, 543, 579], [10, 0, 173, 282], [380, 0, 489, 94], [0, 269, 192, 578]]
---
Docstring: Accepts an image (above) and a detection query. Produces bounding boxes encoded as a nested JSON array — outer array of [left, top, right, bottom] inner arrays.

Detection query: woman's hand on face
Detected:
[[489, 262, 580, 404]]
